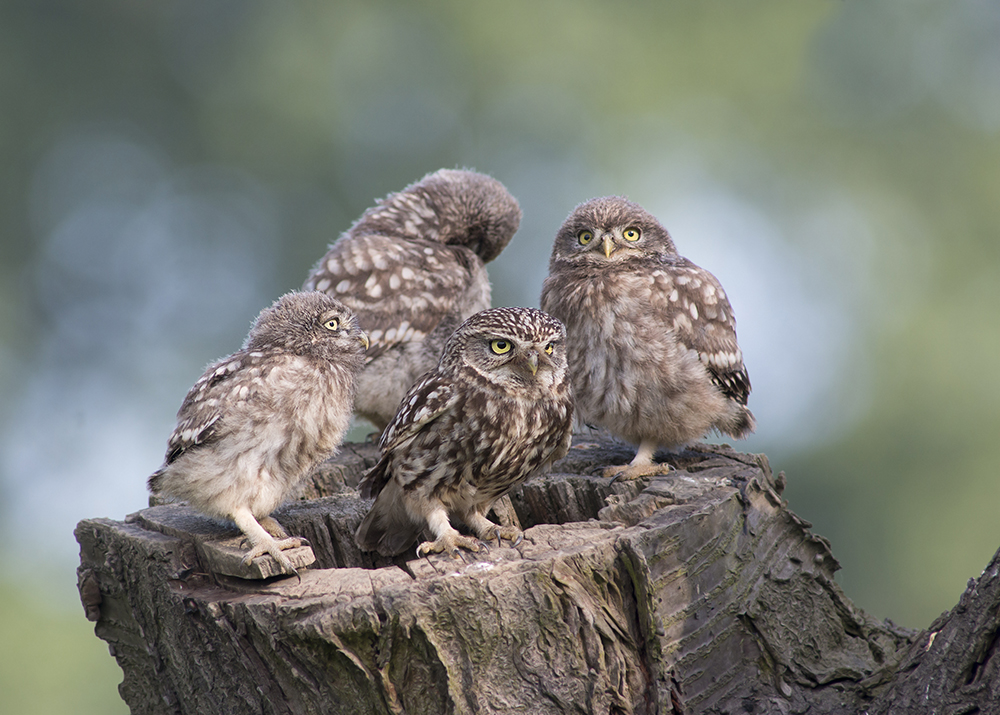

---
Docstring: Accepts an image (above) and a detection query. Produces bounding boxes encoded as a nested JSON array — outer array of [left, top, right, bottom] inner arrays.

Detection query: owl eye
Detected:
[[578, 230, 594, 245], [544, 343, 554, 355], [490, 339, 511, 355], [623, 227, 640, 242], [323, 318, 340, 331]]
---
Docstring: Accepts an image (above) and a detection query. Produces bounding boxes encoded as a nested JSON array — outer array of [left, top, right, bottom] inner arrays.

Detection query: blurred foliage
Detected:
[[2, 0, 1000, 709], [0, 575, 127, 715]]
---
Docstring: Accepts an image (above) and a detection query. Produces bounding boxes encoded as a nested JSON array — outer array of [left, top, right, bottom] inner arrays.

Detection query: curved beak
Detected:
[[525, 351, 539, 376], [602, 234, 614, 259], [359, 331, 370, 350]]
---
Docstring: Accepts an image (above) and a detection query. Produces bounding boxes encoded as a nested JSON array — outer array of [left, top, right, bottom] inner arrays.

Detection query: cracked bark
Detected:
[[75, 435, 999, 714]]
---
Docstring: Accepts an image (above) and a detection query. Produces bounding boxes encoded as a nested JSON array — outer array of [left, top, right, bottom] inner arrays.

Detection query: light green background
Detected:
[[2, 2, 998, 711]]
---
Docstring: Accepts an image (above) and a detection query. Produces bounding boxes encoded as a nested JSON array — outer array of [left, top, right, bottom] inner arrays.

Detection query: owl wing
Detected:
[[357, 371, 458, 499], [304, 234, 479, 361], [161, 352, 268, 465], [655, 256, 751, 405]]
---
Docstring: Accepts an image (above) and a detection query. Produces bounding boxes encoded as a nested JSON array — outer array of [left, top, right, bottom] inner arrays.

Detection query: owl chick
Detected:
[[540, 196, 755, 481], [303, 168, 522, 433], [148, 291, 369, 575], [354, 307, 573, 557]]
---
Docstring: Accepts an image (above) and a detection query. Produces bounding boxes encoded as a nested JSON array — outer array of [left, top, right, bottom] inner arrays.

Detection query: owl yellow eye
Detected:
[[490, 339, 511, 354], [544, 343, 554, 355], [323, 318, 340, 331], [623, 227, 640, 242], [578, 230, 594, 245]]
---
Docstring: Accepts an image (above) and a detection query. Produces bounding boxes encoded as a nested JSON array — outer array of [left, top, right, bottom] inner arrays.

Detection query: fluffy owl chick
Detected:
[[303, 168, 522, 433], [355, 307, 573, 557], [148, 292, 369, 575], [540, 196, 755, 481]]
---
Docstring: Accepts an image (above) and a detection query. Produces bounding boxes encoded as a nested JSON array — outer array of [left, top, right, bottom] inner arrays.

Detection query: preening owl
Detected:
[[354, 307, 573, 557], [147, 291, 369, 574], [540, 196, 755, 481], [303, 169, 522, 432]]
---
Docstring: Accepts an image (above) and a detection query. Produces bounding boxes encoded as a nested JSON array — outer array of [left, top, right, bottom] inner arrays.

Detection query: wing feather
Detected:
[[651, 256, 751, 405], [357, 371, 458, 499], [304, 234, 477, 361]]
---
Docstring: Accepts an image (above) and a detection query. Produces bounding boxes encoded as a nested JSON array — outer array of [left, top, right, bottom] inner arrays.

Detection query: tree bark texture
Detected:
[[75, 436, 999, 714]]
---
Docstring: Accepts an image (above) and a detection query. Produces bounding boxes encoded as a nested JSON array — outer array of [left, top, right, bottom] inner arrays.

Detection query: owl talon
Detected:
[[416, 532, 482, 558], [496, 525, 523, 548], [604, 462, 673, 483], [241, 536, 304, 576]]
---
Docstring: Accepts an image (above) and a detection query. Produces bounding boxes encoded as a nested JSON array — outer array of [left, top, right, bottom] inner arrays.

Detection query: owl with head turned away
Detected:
[[540, 196, 755, 482], [147, 291, 369, 575], [303, 168, 522, 433], [354, 307, 574, 558]]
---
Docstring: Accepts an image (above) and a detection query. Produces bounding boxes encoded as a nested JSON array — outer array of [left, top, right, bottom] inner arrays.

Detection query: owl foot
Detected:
[[604, 462, 674, 484], [233, 509, 304, 576], [240, 536, 303, 576], [485, 525, 523, 549], [416, 531, 483, 558], [465, 511, 522, 548]]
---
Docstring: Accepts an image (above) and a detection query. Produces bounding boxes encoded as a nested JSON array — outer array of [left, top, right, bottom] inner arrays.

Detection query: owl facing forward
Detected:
[[355, 307, 573, 557], [304, 169, 522, 432], [148, 292, 369, 575], [540, 196, 755, 481]]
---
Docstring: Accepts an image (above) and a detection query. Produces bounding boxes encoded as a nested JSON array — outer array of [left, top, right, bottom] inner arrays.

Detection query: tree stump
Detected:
[[75, 435, 999, 714]]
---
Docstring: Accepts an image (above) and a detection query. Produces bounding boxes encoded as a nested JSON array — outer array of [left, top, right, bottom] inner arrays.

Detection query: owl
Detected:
[[303, 168, 522, 433], [540, 196, 755, 481], [147, 291, 369, 575], [354, 307, 573, 557]]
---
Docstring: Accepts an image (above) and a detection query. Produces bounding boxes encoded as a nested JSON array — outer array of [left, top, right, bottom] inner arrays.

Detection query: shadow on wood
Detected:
[[76, 435, 997, 714]]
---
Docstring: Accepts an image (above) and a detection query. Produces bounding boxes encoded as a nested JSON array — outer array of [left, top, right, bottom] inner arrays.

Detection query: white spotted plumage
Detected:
[[354, 307, 573, 558], [303, 169, 522, 433], [147, 291, 369, 574], [540, 196, 755, 481]]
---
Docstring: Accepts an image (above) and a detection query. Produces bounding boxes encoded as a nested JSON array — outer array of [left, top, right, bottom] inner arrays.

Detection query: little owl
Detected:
[[303, 168, 521, 433], [540, 196, 755, 481], [354, 307, 573, 557], [148, 291, 369, 575]]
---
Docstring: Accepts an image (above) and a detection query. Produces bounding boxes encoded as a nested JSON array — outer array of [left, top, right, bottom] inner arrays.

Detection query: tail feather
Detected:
[[147, 468, 164, 494], [355, 480, 423, 557], [719, 404, 756, 440], [358, 454, 391, 500]]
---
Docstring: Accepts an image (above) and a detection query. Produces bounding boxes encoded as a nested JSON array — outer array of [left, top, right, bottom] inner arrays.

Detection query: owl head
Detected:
[[419, 169, 522, 263], [549, 195, 677, 266], [441, 307, 568, 395], [351, 168, 521, 264], [245, 291, 370, 361]]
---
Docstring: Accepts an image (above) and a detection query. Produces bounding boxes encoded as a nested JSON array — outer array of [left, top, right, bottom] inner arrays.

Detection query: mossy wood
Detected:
[[76, 437, 1000, 714]]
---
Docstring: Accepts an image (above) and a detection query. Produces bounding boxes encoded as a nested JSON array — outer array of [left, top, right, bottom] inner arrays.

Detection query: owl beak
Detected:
[[359, 331, 370, 350], [525, 351, 539, 376], [602, 234, 614, 258]]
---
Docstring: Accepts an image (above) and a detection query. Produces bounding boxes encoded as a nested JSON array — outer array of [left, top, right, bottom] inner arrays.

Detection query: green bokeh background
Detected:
[[2, 2, 999, 711]]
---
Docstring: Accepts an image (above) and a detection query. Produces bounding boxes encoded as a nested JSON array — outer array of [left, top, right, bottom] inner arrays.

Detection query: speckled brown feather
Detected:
[[540, 196, 755, 454], [355, 307, 573, 557], [303, 169, 522, 431], [148, 291, 368, 527]]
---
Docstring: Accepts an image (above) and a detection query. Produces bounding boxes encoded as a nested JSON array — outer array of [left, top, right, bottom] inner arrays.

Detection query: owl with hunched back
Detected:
[[354, 307, 573, 558], [540, 196, 755, 481], [304, 169, 522, 433], [148, 291, 369, 575]]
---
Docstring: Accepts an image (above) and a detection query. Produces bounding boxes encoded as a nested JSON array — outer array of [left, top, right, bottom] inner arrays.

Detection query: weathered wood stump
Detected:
[[75, 436, 999, 714]]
